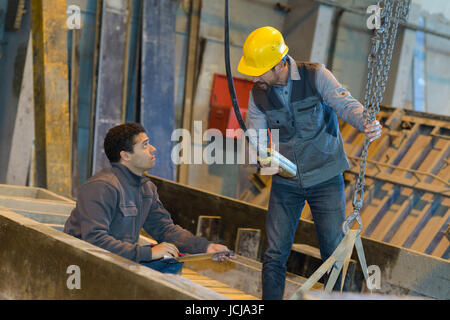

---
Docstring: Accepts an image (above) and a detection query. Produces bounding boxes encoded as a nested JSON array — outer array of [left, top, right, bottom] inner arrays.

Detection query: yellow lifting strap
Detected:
[[289, 229, 370, 299]]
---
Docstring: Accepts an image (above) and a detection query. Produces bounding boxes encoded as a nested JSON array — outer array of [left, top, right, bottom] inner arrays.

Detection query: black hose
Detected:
[[224, 0, 248, 133]]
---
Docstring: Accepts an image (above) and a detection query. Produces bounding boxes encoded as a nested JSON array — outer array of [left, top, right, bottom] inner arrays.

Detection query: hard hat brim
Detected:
[[237, 56, 274, 77], [237, 47, 289, 77]]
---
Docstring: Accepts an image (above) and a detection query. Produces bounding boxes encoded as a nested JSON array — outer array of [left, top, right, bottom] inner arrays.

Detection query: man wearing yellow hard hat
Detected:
[[238, 26, 382, 300]]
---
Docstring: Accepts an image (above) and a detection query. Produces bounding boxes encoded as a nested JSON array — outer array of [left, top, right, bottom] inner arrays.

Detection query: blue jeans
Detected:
[[262, 173, 349, 300], [140, 258, 184, 275]]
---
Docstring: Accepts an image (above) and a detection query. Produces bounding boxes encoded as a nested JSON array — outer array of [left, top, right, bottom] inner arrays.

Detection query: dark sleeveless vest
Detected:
[[251, 62, 350, 188]]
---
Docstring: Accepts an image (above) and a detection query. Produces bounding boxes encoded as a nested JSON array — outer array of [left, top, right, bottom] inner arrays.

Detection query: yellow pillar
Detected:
[[31, 0, 72, 197]]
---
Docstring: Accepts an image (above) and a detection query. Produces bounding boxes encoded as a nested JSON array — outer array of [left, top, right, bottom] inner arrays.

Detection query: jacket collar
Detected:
[[269, 55, 299, 95], [287, 55, 301, 81], [111, 162, 150, 186]]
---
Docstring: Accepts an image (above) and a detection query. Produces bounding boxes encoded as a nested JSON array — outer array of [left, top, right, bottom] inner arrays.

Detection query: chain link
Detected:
[[343, 0, 411, 234]]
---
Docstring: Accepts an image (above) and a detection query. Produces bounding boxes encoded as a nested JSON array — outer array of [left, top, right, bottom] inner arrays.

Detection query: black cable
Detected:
[[224, 0, 248, 133]]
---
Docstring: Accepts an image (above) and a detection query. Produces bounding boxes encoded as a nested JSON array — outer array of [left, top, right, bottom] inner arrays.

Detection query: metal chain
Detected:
[[343, 0, 411, 234]]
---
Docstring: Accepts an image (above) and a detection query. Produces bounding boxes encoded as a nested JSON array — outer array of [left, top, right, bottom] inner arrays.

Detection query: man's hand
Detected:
[[260, 165, 296, 178], [207, 243, 236, 262], [363, 120, 382, 142], [151, 242, 179, 260], [258, 148, 296, 178]]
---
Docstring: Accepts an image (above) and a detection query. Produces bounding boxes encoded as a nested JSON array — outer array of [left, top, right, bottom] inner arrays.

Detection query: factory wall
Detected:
[[327, 0, 450, 116], [0, 0, 449, 200]]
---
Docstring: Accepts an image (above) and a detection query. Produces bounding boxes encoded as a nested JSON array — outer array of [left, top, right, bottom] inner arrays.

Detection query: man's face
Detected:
[[124, 132, 156, 172], [252, 61, 287, 90], [253, 68, 278, 91]]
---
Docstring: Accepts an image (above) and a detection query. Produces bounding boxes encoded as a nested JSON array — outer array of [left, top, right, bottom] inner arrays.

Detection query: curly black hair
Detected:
[[104, 123, 146, 163]]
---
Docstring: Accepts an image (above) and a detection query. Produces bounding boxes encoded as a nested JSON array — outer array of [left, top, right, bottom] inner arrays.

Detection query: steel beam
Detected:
[[92, 0, 128, 175], [178, 0, 202, 185], [86, 0, 102, 181], [6, 33, 34, 186], [141, 0, 178, 181], [30, 0, 71, 197], [70, 30, 81, 196], [181, 0, 202, 134], [0, 0, 31, 184]]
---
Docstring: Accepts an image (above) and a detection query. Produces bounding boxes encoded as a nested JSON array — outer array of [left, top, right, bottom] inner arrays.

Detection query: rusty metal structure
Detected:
[[242, 105, 449, 261], [301, 105, 449, 259]]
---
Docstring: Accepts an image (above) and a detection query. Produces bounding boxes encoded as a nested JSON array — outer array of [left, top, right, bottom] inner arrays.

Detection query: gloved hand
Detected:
[[278, 167, 297, 178], [258, 148, 296, 178]]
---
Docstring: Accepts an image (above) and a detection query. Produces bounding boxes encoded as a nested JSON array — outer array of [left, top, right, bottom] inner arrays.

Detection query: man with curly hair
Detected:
[[64, 123, 231, 274]]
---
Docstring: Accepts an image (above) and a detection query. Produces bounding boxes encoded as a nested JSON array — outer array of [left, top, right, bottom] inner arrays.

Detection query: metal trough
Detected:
[[0, 182, 448, 299], [0, 184, 308, 299]]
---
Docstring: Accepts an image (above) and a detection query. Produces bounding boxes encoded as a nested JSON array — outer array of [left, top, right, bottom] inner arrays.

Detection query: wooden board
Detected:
[[370, 188, 415, 241], [390, 193, 439, 247], [181, 267, 258, 300], [410, 197, 450, 254]]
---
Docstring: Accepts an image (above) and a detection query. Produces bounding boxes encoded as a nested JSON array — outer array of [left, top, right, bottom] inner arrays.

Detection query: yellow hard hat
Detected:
[[238, 26, 289, 77]]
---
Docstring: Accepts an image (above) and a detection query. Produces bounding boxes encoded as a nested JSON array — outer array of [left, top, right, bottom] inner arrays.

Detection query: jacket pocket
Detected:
[[112, 205, 138, 242], [119, 205, 138, 217], [293, 97, 323, 140], [265, 109, 295, 141]]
